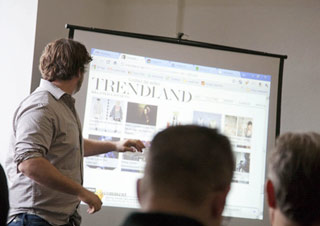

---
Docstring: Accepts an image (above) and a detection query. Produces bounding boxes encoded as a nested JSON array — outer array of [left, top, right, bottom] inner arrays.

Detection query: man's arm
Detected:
[[83, 138, 145, 157], [18, 157, 102, 214]]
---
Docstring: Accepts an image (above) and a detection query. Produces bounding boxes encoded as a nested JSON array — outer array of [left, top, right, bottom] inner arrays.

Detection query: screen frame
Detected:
[[66, 24, 287, 226], [66, 23, 286, 137]]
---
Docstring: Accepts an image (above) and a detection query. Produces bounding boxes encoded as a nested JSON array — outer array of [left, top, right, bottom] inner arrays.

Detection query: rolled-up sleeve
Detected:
[[14, 104, 54, 166]]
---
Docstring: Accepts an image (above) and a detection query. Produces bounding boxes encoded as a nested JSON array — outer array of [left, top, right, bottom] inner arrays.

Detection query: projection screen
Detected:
[[67, 24, 287, 226]]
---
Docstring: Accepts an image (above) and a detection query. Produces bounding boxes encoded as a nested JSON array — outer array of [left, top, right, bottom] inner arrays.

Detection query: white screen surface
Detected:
[[72, 29, 282, 226]]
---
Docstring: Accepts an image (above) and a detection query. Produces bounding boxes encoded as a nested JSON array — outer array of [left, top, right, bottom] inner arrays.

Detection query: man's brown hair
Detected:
[[144, 125, 234, 205], [268, 132, 320, 225], [39, 38, 92, 81]]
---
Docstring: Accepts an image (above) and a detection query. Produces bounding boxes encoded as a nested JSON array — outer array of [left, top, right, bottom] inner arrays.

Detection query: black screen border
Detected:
[[66, 23, 286, 137]]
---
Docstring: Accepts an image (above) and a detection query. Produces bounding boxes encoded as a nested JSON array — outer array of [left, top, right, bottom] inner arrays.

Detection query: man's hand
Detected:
[[115, 139, 145, 153], [84, 138, 146, 156], [77, 188, 102, 214]]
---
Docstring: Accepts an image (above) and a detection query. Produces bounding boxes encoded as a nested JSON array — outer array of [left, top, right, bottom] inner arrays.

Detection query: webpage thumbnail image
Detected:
[[192, 111, 222, 130], [124, 102, 158, 139], [126, 102, 158, 126], [89, 97, 127, 134], [121, 139, 150, 174], [233, 151, 250, 184], [224, 115, 253, 139], [85, 135, 120, 170]]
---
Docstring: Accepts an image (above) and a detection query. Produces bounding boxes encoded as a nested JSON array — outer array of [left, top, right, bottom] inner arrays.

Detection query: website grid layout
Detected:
[[82, 48, 271, 220]]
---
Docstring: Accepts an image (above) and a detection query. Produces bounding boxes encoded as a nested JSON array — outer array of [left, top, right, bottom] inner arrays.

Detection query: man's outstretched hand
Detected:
[[115, 139, 145, 153]]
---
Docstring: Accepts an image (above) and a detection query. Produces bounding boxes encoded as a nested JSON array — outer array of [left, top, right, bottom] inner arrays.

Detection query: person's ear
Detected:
[[136, 178, 142, 205], [77, 68, 83, 77], [266, 179, 276, 208], [211, 186, 230, 218]]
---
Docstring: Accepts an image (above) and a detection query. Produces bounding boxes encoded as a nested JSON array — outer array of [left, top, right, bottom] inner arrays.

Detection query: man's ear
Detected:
[[266, 179, 276, 208], [75, 69, 83, 78], [136, 178, 142, 205], [211, 186, 230, 217]]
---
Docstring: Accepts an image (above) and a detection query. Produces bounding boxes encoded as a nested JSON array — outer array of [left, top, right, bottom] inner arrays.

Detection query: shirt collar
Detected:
[[38, 79, 68, 100]]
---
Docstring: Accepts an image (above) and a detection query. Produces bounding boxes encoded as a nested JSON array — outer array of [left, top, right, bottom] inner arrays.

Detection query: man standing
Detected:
[[266, 132, 320, 226], [121, 125, 235, 226], [5, 38, 144, 226]]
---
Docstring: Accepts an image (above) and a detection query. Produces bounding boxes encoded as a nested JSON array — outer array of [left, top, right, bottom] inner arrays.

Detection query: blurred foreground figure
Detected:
[[0, 163, 9, 226], [267, 132, 320, 226], [121, 125, 235, 226]]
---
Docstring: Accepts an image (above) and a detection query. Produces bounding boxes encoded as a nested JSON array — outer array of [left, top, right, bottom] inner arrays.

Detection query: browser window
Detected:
[[82, 48, 271, 219]]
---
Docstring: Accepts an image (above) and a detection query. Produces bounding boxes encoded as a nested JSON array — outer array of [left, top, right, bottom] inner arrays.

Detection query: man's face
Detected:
[[74, 71, 84, 94]]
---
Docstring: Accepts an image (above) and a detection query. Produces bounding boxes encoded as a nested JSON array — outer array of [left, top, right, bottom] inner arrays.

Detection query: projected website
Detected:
[[82, 48, 271, 220]]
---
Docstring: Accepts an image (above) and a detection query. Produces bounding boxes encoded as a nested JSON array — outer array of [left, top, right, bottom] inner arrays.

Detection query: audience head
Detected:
[[0, 164, 9, 226], [39, 38, 92, 81], [138, 125, 234, 226], [267, 132, 320, 226]]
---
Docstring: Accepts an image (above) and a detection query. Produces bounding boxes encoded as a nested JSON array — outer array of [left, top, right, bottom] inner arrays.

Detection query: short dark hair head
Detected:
[[144, 125, 234, 205], [39, 38, 92, 81], [268, 132, 320, 225]]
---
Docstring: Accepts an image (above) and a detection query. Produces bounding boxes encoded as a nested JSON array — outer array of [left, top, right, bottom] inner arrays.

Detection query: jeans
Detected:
[[8, 214, 52, 226], [8, 213, 74, 226]]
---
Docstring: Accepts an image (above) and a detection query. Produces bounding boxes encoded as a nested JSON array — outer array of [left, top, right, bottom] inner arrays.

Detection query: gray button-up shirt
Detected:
[[6, 79, 83, 226]]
